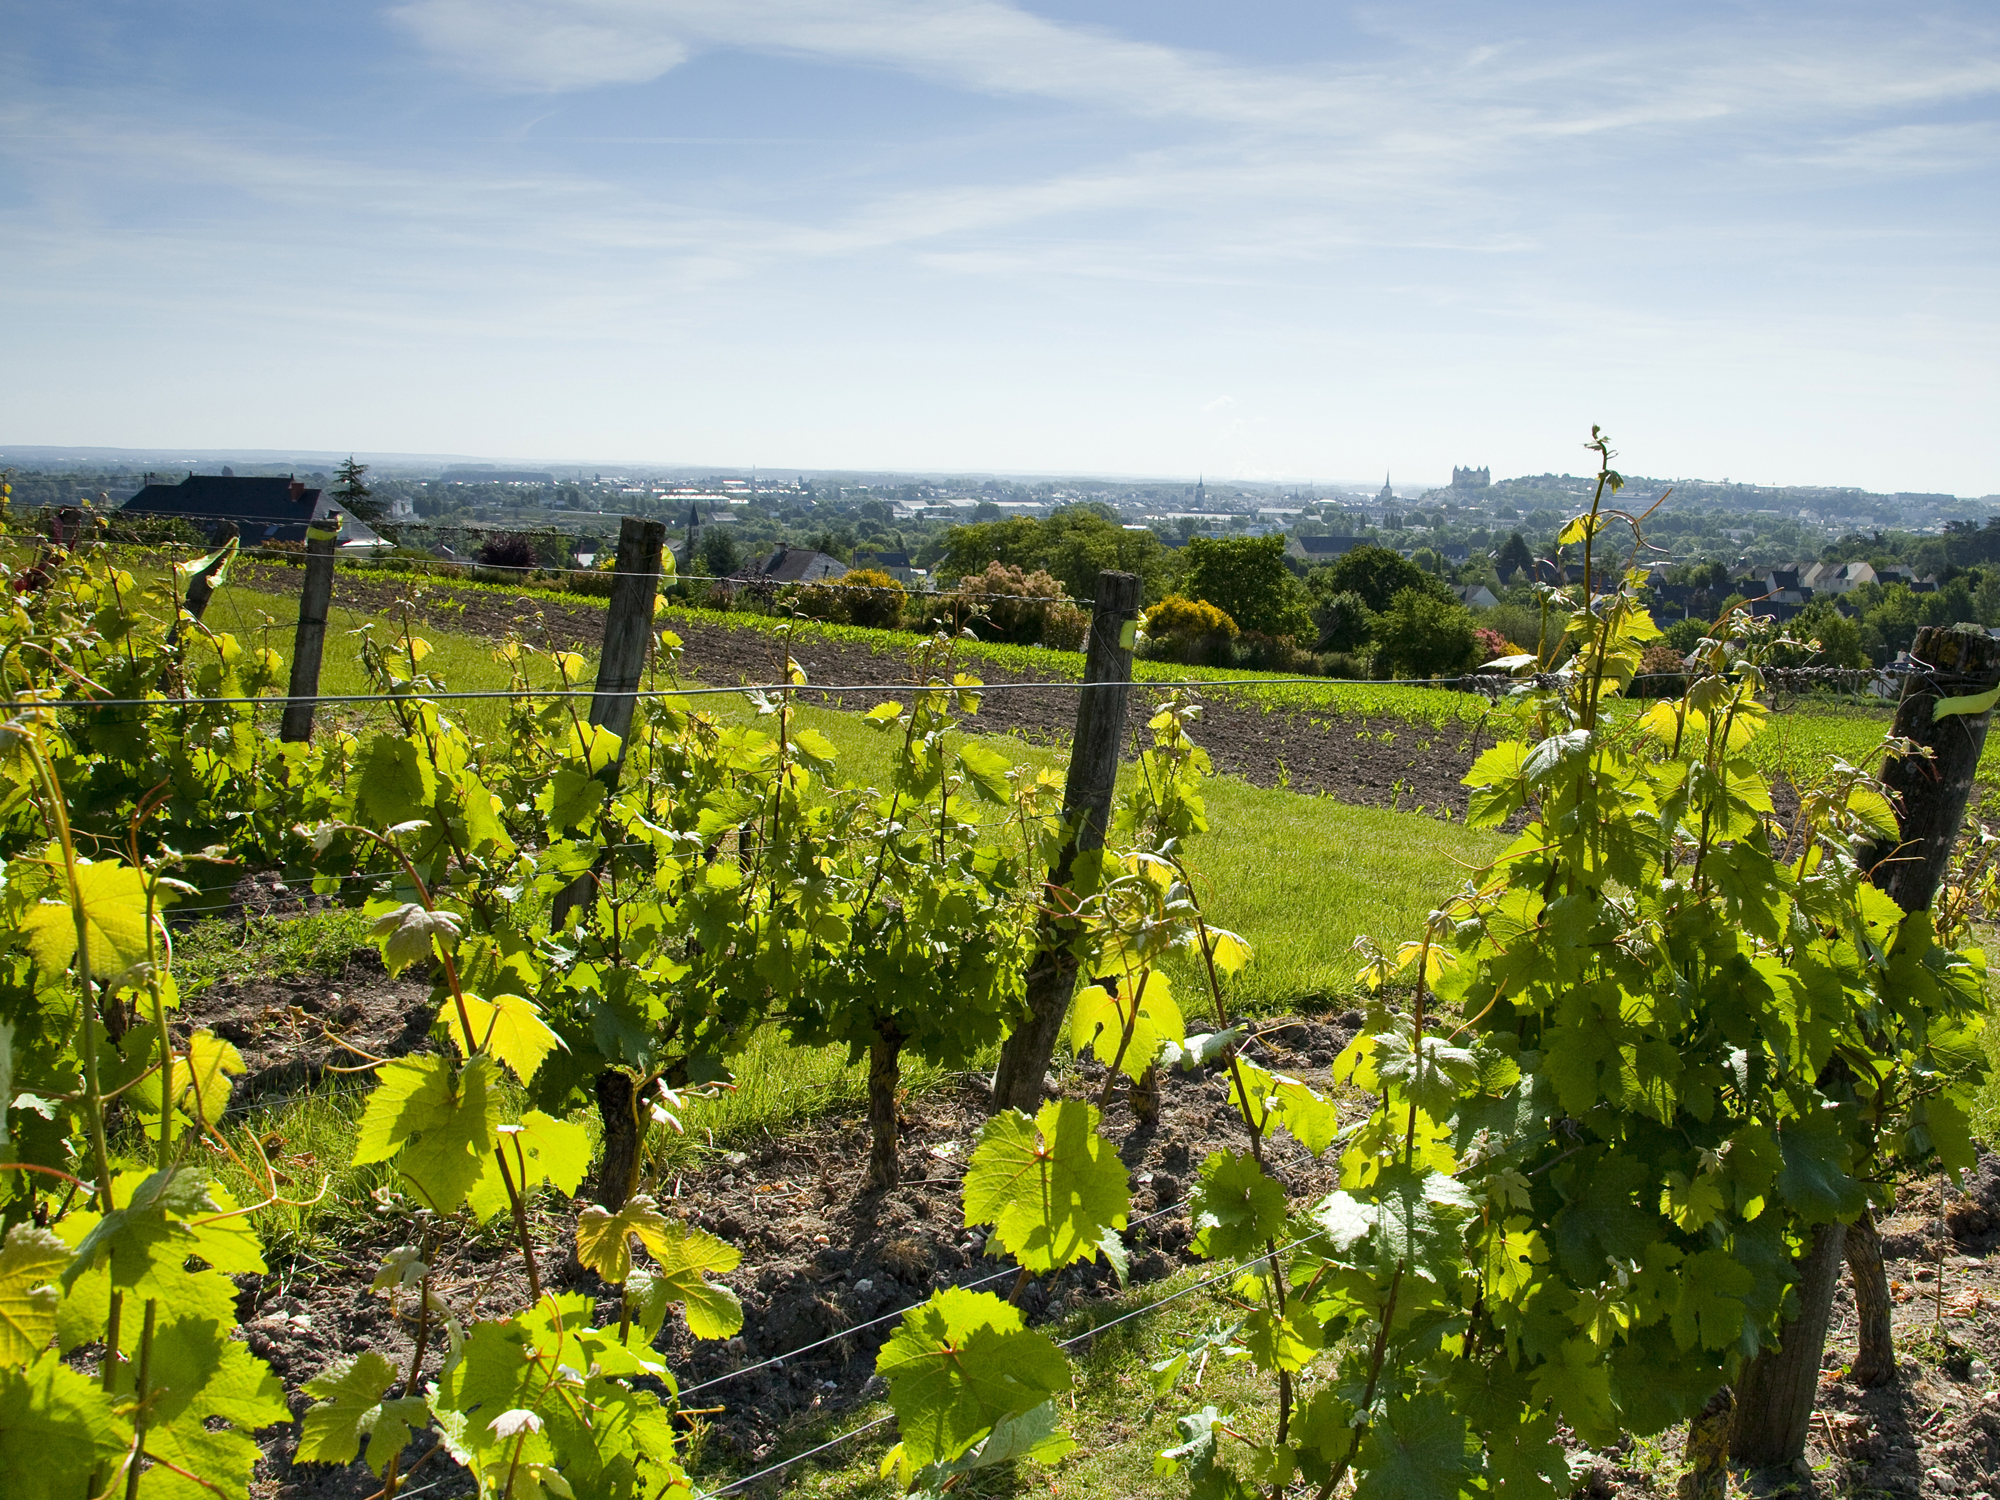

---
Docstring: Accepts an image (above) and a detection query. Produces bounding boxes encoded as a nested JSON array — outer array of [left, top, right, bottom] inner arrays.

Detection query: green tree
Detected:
[[332, 455, 385, 522], [1373, 586, 1478, 678], [700, 528, 744, 578], [1495, 530, 1535, 582], [1772, 599, 1866, 669], [1861, 583, 1922, 658], [1179, 536, 1312, 639], [1312, 544, 1448, 614], [1311, 589, 1374, 653]]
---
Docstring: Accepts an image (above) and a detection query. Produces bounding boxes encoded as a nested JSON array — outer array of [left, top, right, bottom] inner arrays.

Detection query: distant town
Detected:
[[10, 446, 2000, 676], [6, 448, 1995, 577]]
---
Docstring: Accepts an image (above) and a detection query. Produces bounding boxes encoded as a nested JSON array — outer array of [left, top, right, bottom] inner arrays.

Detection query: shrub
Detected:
[[1144, 594, 1239, 639], [1472, 624, 1516, 665], [1041, 602, 1089, 652], [841, 568, 906, 630], [1320, 650, 1372, 679], [1231, 631, 1319, 674], [945, 562, 1073, 647], [1631, 641, 1689, 698], [476, 532, 538, 570], [1373, 586, 1479, 679], [1140, 594, 1239, 665]]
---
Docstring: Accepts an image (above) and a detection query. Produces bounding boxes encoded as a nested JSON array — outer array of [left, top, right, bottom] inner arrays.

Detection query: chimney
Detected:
[[289, 477, 306, 503]]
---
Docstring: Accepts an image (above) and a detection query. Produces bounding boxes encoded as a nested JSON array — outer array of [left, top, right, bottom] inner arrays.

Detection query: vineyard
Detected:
[[2, 444, 1999, 1500]]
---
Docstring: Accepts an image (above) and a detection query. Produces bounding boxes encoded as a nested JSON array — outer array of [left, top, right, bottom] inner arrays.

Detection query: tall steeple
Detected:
[[1377, 473, 1395, 504]]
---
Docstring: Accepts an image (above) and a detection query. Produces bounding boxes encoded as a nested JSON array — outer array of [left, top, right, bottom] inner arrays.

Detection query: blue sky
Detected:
[[4, 2, 1997, 492]]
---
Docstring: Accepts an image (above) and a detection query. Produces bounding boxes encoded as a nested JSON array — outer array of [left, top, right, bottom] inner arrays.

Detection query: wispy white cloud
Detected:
[[390, 0, 1318, 124]]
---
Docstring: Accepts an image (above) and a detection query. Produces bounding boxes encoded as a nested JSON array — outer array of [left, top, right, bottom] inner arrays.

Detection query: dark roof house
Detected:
[[1285, 535, 1371, 563], [852, 549, 914, 582], [119, 473, 386, 548], [738, 546, 848, 585]]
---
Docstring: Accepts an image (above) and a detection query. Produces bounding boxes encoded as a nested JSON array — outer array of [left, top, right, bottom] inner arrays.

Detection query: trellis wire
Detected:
[[0, 658, 1923, 719], [704, 1230, 1320, 1496], [674, 1195, 1196, 1401]]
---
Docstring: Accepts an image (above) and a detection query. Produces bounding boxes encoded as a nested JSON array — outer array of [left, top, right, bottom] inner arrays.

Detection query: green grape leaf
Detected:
[[1775, 1104, 1866, 1222], [1549, 1154, 1658, 1284], [111, 1314, 288, 1500], [353, 732, 439, 829], [1070, 972, 1182, 1083], [1668, 1247, 1757, 1352], [1659, 1170, 1725, 1233], [19, 860, 156, 978], [1353, 1392, 1475, 1500], [1371, 1163, 1475, 1277], [875, 1288, 1072, 1468], [962, 1101, 1130, 1276], [458, 771, 516, 858], [1241, 1305, 1325, 1372], [1190, 1150, 1287, 1260], [1528, 1335, 1617, 1447], [1206, 928, 1253, 976], [296, 1352, 423, 1476], [955, 743, 1014, 804], [441, 990, 564, 1085], [353, 1054, 502, 1213], [0, 1352, 132, 1500], [573, 1197, 743, 1337], [58, 1166, 217, 1294], [0, 1223, 66, 1365], [466, 1111, 592, 1223], [568, 720, 623, 774], [1917, 1094, 1978, 1180], [368, 903, 462, 977], [536, 767, 606, 836]]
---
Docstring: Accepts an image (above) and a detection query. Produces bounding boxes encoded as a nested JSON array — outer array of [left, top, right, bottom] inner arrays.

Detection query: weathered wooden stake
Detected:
[[280, 521, 340, 742], [1729, 624, 2000, 1467], [176, 522, 238, 633], [989, 570, 1143, 1115], [552, 514, 666, 931]]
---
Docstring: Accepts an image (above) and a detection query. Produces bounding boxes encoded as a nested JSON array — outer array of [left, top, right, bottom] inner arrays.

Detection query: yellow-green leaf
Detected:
[[0, 1223, 66, 1365], [19, 860, 156, 978], [440, 991, 563, 1084]]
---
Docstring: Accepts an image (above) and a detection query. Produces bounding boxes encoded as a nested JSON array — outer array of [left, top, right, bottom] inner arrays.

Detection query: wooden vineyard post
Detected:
[[552, 514, 667, 935], [1729, 624, 2000, 1467], [988, 570, 1143, 1115], [280, 520, 339, 742], [550, 515, 666, 1214], [174, 522, 237, 636]]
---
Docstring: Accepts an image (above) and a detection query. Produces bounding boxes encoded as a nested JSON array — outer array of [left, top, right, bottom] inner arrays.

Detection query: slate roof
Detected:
[[740, 546, 848, 584], [119, 474, 384, 546], [1289, 535, 1370, 557]]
